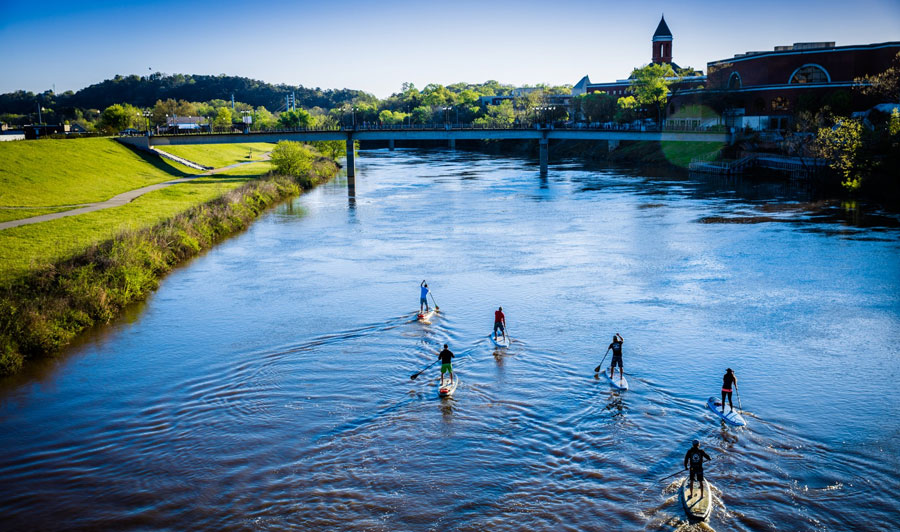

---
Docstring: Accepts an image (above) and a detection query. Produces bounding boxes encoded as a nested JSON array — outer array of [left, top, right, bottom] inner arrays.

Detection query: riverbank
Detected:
[[0, 144, 338, 376]]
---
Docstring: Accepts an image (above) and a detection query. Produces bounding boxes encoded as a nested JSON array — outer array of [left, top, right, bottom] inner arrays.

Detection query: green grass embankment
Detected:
[[0, 138, 199, 211], [156, 142, 276, 169], [0, 140, 337, 375]]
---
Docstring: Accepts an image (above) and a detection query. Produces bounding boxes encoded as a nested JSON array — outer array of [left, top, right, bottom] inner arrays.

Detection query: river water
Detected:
[[1, 149, 899, 531]]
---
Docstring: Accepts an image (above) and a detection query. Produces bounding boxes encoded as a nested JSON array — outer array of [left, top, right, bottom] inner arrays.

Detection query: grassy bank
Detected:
[[0, 156, 337, 376], [0, 138, 197, 210], [156, 142, 276, 168]]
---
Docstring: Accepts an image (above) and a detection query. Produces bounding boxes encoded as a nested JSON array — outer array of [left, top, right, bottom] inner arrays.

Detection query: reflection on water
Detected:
[[0, 149, 898, 531]]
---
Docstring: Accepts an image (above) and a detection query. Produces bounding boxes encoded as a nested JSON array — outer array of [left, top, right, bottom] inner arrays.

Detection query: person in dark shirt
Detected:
[[606, 333, 624, 380], [721, 368, 737, 414], [683, 440, 711, 499], [438, 344, 454, 385], [493, 307, 507, 342]]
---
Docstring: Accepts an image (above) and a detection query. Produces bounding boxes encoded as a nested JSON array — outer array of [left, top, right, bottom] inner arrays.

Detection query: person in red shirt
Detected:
[[493, 307, 507, 342]]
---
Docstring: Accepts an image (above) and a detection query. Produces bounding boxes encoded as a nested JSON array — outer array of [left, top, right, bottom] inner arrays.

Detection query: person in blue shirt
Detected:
[[420, 280, 430, 313]]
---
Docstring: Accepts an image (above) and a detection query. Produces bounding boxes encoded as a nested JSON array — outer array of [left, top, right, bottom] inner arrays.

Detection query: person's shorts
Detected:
[[689, 468, 704, 482], [440, 363, 452, 373], [611, 354, 623, 368], [722, 388, 732, 394], [494, 321, 505, 332], [420, 297, 428, 305]]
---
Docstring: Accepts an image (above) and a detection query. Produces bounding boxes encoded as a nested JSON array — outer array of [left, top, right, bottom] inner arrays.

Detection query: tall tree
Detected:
[[629, 63, 676, 123], [854, 51, 900, 102]]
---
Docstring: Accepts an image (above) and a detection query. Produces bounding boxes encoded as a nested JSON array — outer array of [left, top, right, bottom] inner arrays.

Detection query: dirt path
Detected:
[[0, 156, 270, 231]]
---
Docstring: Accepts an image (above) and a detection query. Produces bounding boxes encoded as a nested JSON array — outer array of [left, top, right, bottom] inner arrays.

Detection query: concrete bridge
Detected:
[[119, 127, 731, 175]]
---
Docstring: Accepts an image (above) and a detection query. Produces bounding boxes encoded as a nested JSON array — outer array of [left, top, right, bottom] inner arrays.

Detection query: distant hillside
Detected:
[[0, 73, 373, 115]]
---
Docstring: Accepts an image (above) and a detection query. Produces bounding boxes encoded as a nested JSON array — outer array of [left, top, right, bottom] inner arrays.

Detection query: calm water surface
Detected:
[[1, 150, 899, 531]]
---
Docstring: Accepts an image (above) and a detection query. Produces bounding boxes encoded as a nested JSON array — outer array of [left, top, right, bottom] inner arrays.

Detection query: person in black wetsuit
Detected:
[[683, 440, 711, 499], [438, 344, 454, 385], [721, 368, 737, 413], [606, 333, 624, 380]]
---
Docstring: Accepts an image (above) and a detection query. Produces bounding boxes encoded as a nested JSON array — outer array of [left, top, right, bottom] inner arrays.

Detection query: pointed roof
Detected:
[[653, 15, 672, 39]]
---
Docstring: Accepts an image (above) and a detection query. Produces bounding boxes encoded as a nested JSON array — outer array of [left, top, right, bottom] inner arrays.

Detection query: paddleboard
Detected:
[[605, 371, 629, 390], [491, 334, 510, 348], [680, 477, 713, 521], [417, 308, 437, 321], [707, 396, 746, 426], [439, 377, 459, 397]]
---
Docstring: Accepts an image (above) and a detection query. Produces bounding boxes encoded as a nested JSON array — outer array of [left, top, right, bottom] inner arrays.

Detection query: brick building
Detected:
[[669, 41, 900, 131], [572, 16, 705, 102]]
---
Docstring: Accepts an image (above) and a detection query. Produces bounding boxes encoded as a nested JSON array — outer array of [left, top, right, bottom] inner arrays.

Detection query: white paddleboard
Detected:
[[606, 371, 629, 390], [490, 334, 510, 348], [707, 396, 746, 426], [417, 308, 437, 321], [439, 376, 459, 397], [680, 477, 713, 521]]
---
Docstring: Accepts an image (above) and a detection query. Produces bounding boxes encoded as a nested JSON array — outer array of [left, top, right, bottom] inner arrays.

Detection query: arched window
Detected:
[[728, 72, 742, 89], [789, 64, 830, 84]]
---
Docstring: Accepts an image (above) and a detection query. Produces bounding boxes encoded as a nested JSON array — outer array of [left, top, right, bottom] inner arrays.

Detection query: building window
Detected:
[[771, 97, 789, 111], [789, 64, 830, 84], [728, 72, 742, 89]]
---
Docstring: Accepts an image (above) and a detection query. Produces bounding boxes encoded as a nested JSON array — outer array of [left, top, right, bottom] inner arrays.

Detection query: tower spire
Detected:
[[652, 15, 673, 64]]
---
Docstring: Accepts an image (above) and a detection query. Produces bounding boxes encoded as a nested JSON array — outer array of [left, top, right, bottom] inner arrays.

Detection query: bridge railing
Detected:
[[145, 121, 728, 137]]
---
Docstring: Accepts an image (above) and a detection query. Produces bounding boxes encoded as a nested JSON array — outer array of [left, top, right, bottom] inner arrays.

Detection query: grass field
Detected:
[[0, 138, 198, 208], [0, 140, 274, 283], [0, 207, 76, 223], [0, 175, 261, 283], [156, 142, 276, 169]]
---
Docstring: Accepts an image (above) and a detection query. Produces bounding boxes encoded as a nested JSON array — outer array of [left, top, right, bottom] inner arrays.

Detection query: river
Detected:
[[1, 149, 898, 531]]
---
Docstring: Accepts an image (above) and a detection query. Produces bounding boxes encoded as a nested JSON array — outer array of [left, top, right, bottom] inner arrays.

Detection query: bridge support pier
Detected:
[[449, 138, 456, 149], [346, 137, 355, 178], [388, 139, 395, 151], [539, 137, 549, 175], [608, 139, 620, 152]]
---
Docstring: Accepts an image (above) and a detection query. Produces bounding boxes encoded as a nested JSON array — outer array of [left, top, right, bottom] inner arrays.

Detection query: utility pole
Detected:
[[231, 93, 235, 110]]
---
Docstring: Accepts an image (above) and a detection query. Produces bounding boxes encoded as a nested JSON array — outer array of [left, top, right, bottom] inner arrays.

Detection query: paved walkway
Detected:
[[0, 155, 270, 231]]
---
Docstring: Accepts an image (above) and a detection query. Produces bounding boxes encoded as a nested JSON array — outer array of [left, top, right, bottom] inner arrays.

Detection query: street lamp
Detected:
[[141, 110, 151, 136], [441, 106, 452, 127]]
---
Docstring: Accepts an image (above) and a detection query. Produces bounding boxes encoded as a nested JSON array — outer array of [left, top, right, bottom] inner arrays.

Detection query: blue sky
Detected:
[[1, 0, 898, 97]]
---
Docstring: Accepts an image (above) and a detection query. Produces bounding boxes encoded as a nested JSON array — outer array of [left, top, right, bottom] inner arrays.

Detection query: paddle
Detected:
[[659, 468, 689, 482], [736, 383, 744, 414], [429, 292, 440, 311], [593, 348, 611, 373], [410, 359, 439, 380]]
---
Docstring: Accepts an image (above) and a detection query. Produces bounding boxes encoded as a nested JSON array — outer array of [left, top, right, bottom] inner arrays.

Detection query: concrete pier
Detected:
[[346, 137, 355, 178], [539, 137, 549, 175], [388, 139, 395, 151], [449, 138, 456, 149]]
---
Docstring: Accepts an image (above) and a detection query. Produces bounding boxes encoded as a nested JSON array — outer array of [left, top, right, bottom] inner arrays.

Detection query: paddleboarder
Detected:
[[721, 368, 737, 414], [607, 333, 624, 381], [438, 344, 454, 385], [683, 440, 711, 499], [420, 280, 430, 313], [493, 306, 507, 342]]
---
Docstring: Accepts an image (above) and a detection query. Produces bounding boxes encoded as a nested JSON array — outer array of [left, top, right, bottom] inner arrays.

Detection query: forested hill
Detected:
[[0, 73, 372, 115]]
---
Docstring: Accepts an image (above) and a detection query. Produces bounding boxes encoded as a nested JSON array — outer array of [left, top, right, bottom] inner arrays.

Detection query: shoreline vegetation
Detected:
[[0, 140, 338, 376]]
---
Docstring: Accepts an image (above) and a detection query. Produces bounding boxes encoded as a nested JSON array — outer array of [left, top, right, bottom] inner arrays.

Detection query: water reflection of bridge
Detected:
[[120, 126, 731, 175]]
